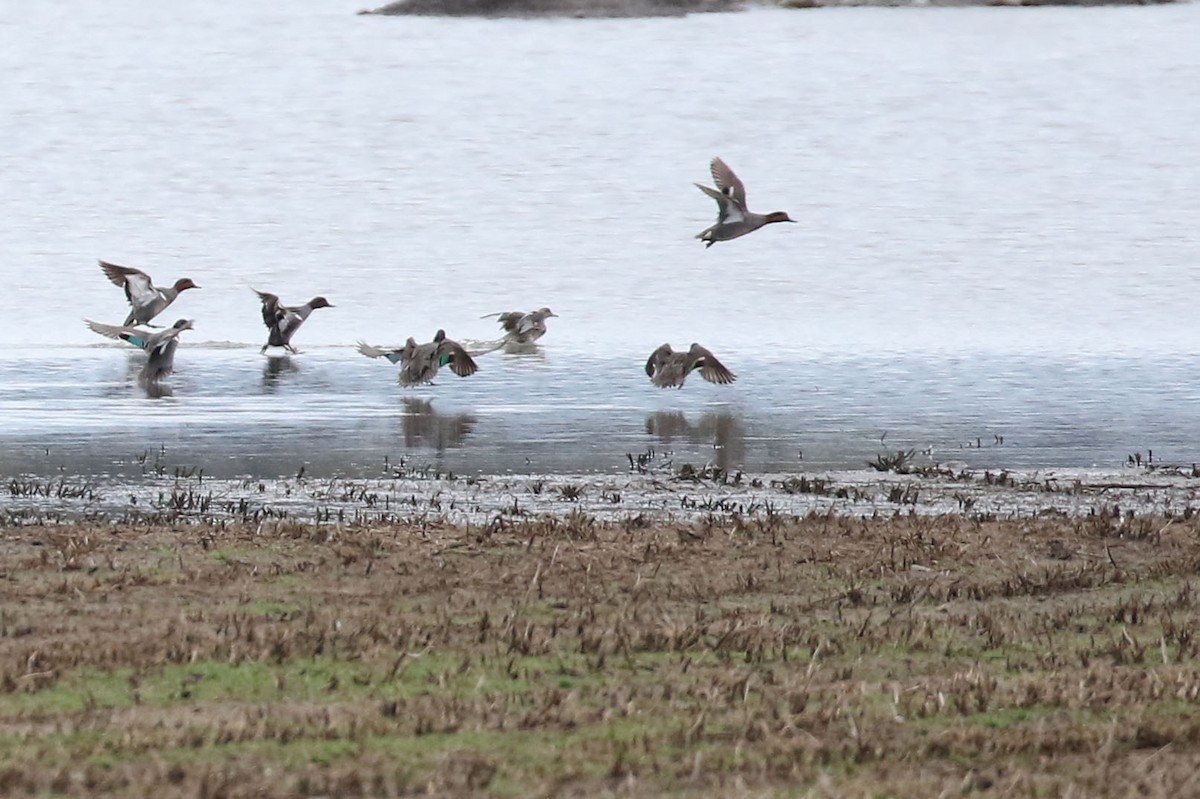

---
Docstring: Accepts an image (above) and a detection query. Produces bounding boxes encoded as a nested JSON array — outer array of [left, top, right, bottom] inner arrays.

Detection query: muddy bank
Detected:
[[5, 464, 1200, 526]]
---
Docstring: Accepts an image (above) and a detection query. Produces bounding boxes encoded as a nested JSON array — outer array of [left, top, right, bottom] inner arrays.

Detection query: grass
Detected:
[[3, 513, 1200, 796]]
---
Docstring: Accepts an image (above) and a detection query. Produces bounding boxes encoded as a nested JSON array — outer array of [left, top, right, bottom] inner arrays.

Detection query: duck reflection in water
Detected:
[[98, 352, 177, 399], [261, 355, 299, 393], [499, 342, 548, 358], [645, 410, 745, 471], [400, 398, 477, 451], [141, 380, 174, 400]]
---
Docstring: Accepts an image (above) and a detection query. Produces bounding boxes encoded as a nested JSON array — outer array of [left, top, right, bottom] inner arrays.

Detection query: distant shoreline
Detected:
[[357, 0, 1182, 17], [357, 0, 736, 16]]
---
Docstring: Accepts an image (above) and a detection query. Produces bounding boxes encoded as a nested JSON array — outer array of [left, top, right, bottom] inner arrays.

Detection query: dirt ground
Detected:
[[3, 510, 1200, 797]]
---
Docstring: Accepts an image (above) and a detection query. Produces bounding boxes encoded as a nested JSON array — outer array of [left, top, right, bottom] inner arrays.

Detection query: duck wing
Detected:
[[688, 344, 736, 385], [710, 158, 748, 209], [275, 308, 305, 338], [437, 339, 479, 378], [85, 319, 153, 349], [86, 319, 133, 340], [482, 311, 525, 333], [254, 290, 285, 329], [357, 340, 411, 365], [100, 260, 159, 307], [99, 260, 140, 288], [516, 314, 543, 336], [695, 183, 745, 225]]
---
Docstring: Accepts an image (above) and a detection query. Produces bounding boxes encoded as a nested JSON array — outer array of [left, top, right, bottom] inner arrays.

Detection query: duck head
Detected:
[[766, 211, 796, 224], [309, 296, 334, 309], [174, 278, 200, 292]]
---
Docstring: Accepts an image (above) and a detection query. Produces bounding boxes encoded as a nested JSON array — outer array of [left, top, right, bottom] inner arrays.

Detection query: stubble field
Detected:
[[3, 508, 1200, 797]]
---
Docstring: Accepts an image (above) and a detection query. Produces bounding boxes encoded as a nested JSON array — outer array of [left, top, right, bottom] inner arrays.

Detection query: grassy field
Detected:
[[2, 510, 1200, 797]]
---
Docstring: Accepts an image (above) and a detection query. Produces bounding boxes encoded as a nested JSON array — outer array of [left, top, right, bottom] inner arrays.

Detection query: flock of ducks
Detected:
[[84, 158, 792, 391]]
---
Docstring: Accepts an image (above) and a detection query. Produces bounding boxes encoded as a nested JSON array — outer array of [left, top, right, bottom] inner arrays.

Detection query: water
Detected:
[[3, 347, 1199, 477], [2, 1, 1199, 477]]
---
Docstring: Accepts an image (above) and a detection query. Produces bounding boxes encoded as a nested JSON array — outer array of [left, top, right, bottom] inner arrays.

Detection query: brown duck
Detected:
[[645, 343, 736, 389], [357, 329, 479, 387], [481, 307, 558, 345]]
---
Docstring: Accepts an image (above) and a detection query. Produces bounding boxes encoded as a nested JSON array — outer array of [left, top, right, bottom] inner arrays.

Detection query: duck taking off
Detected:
[[357, 329, 479, 387], [481, 307, 558, 345], [99, 260, 200, 326], [645, 343, 736, 389], [86, 318, 194, 383], [255, 290, 334, 354], [695, 158, 795, 247]]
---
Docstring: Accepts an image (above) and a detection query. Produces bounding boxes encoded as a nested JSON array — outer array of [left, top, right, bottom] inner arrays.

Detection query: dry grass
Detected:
[[3, 512, 1200, 797]]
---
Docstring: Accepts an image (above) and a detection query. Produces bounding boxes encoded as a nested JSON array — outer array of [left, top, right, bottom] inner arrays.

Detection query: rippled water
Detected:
[[4, 347, 1200, 478], [2, 1, 1199, 477]]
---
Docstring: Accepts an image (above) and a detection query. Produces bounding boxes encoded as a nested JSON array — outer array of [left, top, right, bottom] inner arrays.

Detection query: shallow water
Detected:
[[3, 346, 1200, 478], [2, 2, 1199, 477]]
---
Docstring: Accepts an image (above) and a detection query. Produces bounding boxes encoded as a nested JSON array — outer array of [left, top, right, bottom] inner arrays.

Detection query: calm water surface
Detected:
[[2, 2, 1198, 476]]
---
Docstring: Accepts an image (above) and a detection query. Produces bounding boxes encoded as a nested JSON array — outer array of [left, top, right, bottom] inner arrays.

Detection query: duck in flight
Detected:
[[695, 158, 794, 247], [99, 260, 200, 326], [480, 307, 558, 346], [645, 342, 736, 389], [85, 318, 194, 383], [357, 329, 480, 387], [254, 290, 334, 354]]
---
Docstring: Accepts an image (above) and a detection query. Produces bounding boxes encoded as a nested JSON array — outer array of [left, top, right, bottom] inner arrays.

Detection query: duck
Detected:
[[645, 343, 736, 389], [357, 329, 479, 387], [695, 158, 795, 247], [99, 260, 200, 326], [254, 290, 334, 354], [85, 318, 194, 382], [480, 307, 558, 345]]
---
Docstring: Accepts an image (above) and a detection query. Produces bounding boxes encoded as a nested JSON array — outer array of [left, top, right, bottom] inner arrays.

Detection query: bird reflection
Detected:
[[500, 341, 547, 358], [400, 398, 477, 450], [99, 352, 176, 399], [645, 410, 746, 470], [459, 338, 549, 359], [262, 355, 299, 393], [141, 380, 174, 399], [121, 351, 147, 382]]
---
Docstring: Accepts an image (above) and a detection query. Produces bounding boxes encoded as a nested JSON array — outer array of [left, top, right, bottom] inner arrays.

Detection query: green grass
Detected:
[[5, 514, 1200, 796], [0, 647, 697, 719], [238, 598, 306, 617]]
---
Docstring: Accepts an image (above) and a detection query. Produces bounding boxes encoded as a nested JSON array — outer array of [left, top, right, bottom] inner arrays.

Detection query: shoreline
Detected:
[[6, 464, 1200, 527], [356, 0, 1183, 17]]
